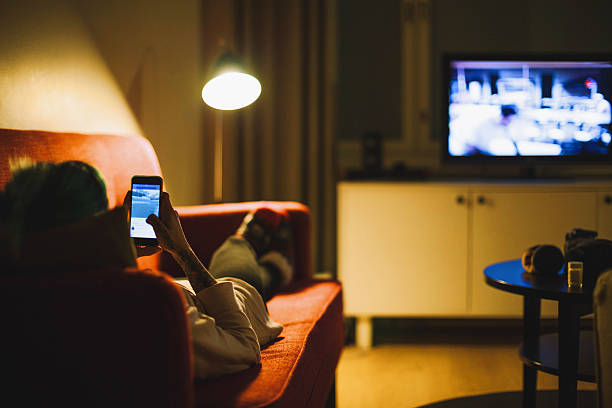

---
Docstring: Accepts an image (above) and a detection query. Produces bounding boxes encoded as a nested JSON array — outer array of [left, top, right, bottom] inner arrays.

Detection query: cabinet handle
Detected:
[[605, 195, 612, 205], [477, 196, 486, 205], [456, 195, 465, 205]]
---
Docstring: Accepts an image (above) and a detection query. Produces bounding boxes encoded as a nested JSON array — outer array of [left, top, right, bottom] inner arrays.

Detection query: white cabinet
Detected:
[[338, 181, 612, 349], [470, 189, 597, 317], [598, 191, 612, 240], [338, 183, 469, 317]]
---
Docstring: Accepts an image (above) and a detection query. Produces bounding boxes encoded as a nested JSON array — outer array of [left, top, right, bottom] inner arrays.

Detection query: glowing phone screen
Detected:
[[129, 183, 161, 239]]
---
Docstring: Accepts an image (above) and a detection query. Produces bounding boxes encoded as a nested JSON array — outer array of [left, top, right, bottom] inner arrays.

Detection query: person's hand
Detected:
[[123, 190, 131, 212], [145, 192, 190, 258], [122, 190, 162, 258]]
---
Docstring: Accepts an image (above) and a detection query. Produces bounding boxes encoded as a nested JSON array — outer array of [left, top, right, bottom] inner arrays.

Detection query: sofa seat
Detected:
[[194, 280, 343, 408]]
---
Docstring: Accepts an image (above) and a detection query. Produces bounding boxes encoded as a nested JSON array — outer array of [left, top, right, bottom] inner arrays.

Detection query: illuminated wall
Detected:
[[0, 0, 141, 137], [0, 0, 205, 205], [75, 0, 205, 205]]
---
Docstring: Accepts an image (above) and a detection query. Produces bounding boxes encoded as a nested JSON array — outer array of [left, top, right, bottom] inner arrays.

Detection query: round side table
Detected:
[[484, 259, 594, 408]]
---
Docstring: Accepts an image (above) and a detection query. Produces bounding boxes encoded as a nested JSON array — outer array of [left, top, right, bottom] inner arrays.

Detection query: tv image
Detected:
[[443, 55, 612, 163]]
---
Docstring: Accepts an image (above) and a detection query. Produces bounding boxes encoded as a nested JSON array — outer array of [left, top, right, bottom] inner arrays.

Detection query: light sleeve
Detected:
[[182, 281, 261, 379]]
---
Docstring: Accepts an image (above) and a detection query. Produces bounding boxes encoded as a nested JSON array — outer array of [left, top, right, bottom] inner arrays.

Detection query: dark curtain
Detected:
[[201, 0, 338, 275]]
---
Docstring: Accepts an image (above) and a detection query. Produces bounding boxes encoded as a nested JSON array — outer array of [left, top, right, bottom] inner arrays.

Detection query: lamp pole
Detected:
[[213, 110, 223, 202], [202, 50, 261, 204]]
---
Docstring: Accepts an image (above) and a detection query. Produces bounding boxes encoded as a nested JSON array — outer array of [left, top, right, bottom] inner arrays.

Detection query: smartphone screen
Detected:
[[130, 176, 162, 245]]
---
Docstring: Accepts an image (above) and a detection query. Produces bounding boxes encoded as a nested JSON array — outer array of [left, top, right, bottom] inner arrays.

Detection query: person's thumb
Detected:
[[146, 214, 165, 234]]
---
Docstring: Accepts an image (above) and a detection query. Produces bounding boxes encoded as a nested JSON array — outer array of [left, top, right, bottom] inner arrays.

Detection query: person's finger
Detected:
[[146, 213, 164, 230], [147, 213, 175, 251], [147, 213, 169, 241], [146, 213, 166, 235], [123, 190, 132, 209], [160, 191, 171, 212]]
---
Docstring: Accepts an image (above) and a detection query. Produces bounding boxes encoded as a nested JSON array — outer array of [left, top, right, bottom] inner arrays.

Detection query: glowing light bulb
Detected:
[[202, 72, 261, 110]]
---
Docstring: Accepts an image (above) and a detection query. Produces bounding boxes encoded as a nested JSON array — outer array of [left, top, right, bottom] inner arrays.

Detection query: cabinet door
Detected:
[[338, 183, 469, 316], [598, 191, 612, 240], [471, 191, 597, 317]]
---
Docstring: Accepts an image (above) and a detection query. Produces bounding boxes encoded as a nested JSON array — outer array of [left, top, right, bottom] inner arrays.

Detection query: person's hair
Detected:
[[0, 159, 109, 258]]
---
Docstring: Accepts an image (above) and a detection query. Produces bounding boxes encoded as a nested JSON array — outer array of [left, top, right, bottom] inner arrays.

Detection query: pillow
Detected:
[[17, 206, 137, 272]]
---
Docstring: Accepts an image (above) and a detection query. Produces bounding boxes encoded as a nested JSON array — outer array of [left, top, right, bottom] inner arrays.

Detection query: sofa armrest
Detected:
[[0, 268, 194, 408], [148, 201, 312, 282]]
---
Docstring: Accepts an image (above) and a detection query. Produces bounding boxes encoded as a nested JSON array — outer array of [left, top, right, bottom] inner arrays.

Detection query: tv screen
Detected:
[[443, 54, 612, 164]]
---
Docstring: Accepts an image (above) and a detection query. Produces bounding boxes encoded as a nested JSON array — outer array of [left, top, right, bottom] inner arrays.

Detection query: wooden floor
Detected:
[[336, 324, 597, 408]]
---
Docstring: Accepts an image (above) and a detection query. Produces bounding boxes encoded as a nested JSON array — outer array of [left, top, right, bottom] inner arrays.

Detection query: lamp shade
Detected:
[[201, 52, 261, 110]]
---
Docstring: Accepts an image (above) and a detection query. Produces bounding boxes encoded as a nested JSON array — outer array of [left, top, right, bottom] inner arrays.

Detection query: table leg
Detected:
[[558, 301, 580, 408], [523, 296, 540, 408]]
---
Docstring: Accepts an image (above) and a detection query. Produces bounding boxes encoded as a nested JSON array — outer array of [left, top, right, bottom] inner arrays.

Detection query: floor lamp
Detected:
[[201, 51, 261, 202]]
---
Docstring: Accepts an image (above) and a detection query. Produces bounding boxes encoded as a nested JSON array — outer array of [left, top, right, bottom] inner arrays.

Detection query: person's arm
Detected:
[[166, 245, 217, 293], [145, 192, 217, 293], [180, 282, 261, 379], [140, 191, 261, 379]]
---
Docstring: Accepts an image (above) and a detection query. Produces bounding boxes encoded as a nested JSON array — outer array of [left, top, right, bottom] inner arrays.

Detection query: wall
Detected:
[[430, 0, 612, 150], [0, 0, 206, 205], [337, 0, 612, 177], [0, 0, 141, 137], [74, 0, 205, 205], [337, 0, 402, 141]]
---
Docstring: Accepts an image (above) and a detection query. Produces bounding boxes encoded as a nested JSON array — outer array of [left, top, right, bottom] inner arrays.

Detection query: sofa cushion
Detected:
[[193, 279, 343, 408]]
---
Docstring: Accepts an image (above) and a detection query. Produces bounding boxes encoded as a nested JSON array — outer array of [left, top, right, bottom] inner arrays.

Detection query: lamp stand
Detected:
[[213, 110, 223, 202]]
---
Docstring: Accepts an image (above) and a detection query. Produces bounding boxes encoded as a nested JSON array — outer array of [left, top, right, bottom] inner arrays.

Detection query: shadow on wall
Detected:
[[0, 0, 141, 136]]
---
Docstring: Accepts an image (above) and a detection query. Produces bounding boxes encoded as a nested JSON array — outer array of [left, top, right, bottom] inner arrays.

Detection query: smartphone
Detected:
[[129, 175, 163, 246]]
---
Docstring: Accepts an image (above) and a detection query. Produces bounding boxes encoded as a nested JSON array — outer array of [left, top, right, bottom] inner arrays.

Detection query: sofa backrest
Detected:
[[0, 128, 162, 208]]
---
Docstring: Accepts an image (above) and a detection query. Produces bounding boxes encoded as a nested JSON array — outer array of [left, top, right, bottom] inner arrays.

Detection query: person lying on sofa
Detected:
[[0, 159, 293, 379]]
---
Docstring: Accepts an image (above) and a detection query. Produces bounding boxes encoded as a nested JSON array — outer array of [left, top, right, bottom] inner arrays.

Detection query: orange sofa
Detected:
[[0, 129, 344, 408]]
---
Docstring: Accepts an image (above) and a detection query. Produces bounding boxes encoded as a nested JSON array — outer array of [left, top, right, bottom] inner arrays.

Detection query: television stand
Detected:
[[519, 165, 536, 179], [338, 180, 612, 349]]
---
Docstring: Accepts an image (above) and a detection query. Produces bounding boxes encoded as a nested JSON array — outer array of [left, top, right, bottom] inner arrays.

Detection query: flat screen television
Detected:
[[442, 54, 612, 168]]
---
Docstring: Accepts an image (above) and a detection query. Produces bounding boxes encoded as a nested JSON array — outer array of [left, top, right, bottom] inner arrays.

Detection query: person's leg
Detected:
[[210, 207, 294, 301], [208, 236, 282, 301]]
